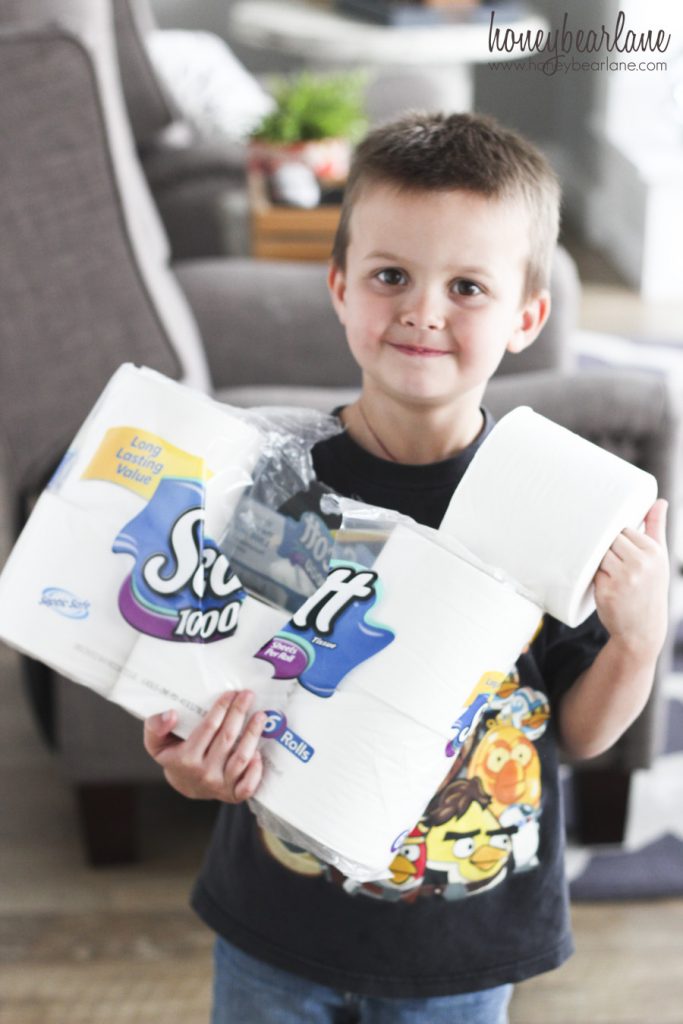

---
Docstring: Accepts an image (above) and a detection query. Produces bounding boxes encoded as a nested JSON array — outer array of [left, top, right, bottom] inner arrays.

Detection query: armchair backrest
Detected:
[[0, 4, 211, 501]]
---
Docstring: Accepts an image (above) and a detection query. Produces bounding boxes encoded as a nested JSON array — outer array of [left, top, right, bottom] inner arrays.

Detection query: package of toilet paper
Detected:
[[0, 365, 342, 736]]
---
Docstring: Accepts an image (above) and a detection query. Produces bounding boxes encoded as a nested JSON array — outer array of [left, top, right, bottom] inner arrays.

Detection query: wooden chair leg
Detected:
[[76, 782, 139, 866], [572, 767, 631, 845]]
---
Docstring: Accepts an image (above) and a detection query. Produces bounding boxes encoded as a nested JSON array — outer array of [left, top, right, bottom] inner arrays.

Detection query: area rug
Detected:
[[567, 678, 683, 901]]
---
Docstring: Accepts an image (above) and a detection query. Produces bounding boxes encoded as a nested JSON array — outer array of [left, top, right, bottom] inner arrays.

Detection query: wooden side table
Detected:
[[249, 171, 341, 261]]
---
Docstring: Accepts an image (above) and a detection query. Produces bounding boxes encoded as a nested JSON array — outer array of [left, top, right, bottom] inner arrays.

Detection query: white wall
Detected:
[[583, 0, 683, 297]]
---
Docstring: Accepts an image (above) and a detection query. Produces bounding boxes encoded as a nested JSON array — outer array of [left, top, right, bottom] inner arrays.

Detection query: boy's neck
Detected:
[[342, 394, 485, 466]]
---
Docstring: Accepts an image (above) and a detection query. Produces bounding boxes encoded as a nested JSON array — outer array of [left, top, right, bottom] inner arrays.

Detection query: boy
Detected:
[[144, 113, 669, 1023]]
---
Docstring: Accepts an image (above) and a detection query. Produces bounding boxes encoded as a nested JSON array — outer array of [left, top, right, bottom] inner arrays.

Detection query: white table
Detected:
[[228, 0, 548, 112]]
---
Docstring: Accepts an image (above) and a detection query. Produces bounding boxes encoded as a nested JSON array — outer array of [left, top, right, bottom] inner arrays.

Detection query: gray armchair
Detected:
[[0, 0, 355, 862], [0, 0, 678, 864]]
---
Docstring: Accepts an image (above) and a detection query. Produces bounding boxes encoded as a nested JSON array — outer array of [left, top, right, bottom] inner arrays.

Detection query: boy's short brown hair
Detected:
[[331, 111, 561, 299]]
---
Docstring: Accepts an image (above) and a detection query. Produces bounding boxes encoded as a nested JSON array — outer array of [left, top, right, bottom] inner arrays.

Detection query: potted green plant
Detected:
[[249, 70, 367, 183]]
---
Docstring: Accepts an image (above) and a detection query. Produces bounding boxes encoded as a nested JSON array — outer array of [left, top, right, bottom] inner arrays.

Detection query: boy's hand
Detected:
[[143, 690, 267, 803], [594, 499, 670, 659]]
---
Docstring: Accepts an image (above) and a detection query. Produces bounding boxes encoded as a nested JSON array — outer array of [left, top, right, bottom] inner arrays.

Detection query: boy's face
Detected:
[[328, 185, 550, 412]]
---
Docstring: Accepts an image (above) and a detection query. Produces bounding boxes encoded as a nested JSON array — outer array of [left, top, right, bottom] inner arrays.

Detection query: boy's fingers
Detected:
[[205, 691, 258, 764], [613, 499, 668, 554], [606, 534, 631, 562], [184, 690, 239, 759], [233, 751, 264, 802], [143, 709, 178, 758], [222, 710, 268, 780], [643, 498, 668, 545], [597, 548, 621, 578]]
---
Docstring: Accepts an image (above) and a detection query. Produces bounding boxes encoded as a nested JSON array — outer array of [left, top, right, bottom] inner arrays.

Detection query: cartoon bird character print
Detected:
[[467, 724, 541, 818], [421, 777, 515, 896], [386, 826, 428, 895]]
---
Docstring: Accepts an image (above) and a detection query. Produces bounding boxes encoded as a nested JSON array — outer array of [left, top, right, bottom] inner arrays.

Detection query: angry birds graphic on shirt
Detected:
[[422, 777, 515, 895], [387, 826, 428, 891], [467, 724, 541, 818]]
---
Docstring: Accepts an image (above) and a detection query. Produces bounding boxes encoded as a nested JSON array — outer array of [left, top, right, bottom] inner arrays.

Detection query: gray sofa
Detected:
[[0, 0, 679, 863]]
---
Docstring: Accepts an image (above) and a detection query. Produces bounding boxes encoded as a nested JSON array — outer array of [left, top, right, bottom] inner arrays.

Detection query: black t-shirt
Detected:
[[191, 410, 608, 997]]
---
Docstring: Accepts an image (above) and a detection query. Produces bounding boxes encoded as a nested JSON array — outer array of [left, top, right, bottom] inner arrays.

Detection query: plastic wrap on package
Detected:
[[219, 407, 345, 613]]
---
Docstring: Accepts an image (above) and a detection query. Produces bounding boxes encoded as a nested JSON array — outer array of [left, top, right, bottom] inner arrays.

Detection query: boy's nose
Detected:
[[399, 310, 446, 331], [398, 296, 446, 331]]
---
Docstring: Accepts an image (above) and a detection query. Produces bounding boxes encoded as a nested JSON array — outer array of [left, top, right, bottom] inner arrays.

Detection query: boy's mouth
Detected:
[[388, 343, 451, 358]]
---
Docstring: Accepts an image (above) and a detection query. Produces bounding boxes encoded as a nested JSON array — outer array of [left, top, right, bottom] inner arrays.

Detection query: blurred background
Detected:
[[156, 0, 683, 318]]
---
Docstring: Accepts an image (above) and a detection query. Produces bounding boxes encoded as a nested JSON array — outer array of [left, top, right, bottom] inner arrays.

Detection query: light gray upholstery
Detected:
[[0, 25, 180, 496], [0, 3, 211, 400], [0, 7, 356, 788], [176, 260, 355, 390]]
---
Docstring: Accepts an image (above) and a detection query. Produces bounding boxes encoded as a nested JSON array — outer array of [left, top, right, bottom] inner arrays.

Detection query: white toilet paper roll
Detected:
[[439, 407, 658, 626], [253, 688, 450, 880], [341, 525, 542, 732], [0, 492, 139, 694]]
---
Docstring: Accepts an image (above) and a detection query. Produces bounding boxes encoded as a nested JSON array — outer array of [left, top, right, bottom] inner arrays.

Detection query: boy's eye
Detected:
[[375, 268, 406, 286], [452, 279, 483, 297]]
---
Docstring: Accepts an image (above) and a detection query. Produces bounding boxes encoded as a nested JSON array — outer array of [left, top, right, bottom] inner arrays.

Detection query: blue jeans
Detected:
[[211, 937, 512, 1024]]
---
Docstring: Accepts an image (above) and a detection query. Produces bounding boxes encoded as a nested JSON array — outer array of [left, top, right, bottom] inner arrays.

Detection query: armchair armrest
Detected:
[[174, 258, 359, 394], [141, 135, 247, 190]]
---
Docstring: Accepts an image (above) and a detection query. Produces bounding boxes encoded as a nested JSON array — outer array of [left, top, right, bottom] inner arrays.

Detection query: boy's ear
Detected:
[[506, 289, 551, 354], [327, 263, 347, 325]]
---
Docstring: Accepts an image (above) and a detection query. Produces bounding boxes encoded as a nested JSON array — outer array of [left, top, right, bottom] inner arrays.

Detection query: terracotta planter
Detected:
[[248, 137, 351, 184]]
